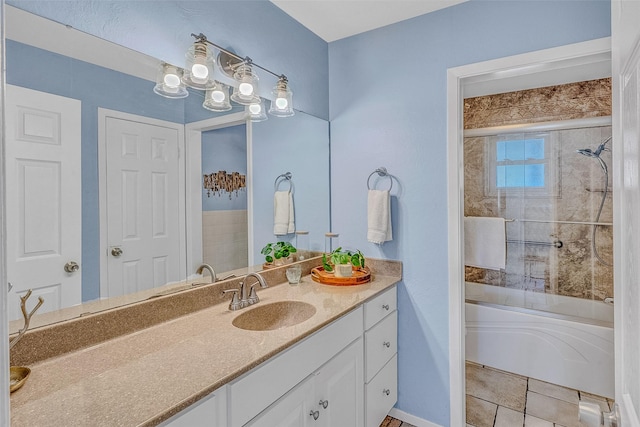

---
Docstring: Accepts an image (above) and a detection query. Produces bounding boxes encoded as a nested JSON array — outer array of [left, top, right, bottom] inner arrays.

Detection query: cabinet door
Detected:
[[315, 338, 364, 427], [160, 387, 227, 427], [247, 376, 316, 427]]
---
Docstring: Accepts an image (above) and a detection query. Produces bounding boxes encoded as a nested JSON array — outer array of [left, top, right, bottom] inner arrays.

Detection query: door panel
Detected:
[[105, 116, 181, 297], [613, 0, 640, 423], [5, 85, 81, 320]]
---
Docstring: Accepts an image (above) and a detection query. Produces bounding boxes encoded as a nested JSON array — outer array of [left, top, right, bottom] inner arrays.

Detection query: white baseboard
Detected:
[[388, 408, 443, 427]]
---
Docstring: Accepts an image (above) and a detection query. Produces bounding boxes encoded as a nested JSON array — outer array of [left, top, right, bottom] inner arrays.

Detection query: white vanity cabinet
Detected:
[[159, 284, 398, 427], [159, 385, 227, 427], [363, 286, 398, 427], [247, 338, 364, 427]]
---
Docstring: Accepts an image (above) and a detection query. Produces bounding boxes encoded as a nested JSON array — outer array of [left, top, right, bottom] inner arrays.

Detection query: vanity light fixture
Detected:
[[153, 63, 188, 99], [171, 33, 294, 118], [268, 76, 294, 117], [230, 63, 260, 105], [182, 39, 216, 90], [247, 99, 268, 122], [203, 82, 232, 112]]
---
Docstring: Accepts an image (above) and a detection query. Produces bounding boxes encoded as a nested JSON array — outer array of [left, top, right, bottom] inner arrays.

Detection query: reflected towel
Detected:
[[274, 191, 295, 235], [367, 189, 392, 244], [464, 216, 506, 270]]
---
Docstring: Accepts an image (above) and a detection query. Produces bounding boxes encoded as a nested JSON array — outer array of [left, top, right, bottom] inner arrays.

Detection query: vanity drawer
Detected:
[[365, 354, 398, 427], [365, 310, 397, 382], [364, 285, 397, 330]]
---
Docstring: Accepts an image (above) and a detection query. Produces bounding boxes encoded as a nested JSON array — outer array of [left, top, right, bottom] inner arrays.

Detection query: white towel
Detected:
[[464, 216, 506, 270], [273, 191, 295, 235], [367, 189, 392, 244]]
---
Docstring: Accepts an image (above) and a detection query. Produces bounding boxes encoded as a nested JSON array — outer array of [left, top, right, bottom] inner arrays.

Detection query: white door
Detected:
[[5, 85, 82, 320], [103, 114, 182, 297], [246, 377, 316, 427], [612, 0, 640, 424]]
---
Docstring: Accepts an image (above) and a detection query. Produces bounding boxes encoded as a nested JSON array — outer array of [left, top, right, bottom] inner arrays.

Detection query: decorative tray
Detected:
[[10, 366, 30, 393], [310, 266, 371, 286]]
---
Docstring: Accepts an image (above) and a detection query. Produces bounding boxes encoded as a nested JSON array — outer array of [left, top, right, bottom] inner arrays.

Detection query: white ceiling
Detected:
[[270, 0, 469, 42]]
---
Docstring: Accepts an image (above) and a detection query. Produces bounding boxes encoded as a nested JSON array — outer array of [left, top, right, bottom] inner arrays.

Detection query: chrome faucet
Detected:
[[195, 263, 217, 284], [223, 272, 268, 311]]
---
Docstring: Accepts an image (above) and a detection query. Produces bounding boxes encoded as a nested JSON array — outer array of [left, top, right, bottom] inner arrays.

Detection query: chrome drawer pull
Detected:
[[383, 341, 391, 348], [319, 399, 329, 409], [382, 304, 390, 311], [310, 410, 320, 420], [383, 388, 391, 396]]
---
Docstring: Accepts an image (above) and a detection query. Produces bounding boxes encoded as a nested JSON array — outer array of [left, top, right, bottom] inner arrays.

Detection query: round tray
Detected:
[[310, 266, 371, 286]]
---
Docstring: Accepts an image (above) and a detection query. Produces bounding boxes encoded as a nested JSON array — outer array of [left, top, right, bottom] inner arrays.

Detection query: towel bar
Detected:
[[367, 167, 394, 191], [506, 239, 563, 249], [274, 172, 293, 192]]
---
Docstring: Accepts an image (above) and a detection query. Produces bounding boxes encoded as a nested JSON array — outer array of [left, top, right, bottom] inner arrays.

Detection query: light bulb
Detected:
[[275, 97, 288, 109], [249, 103, 262, 114], [192, 63, 209, 80], [211, 90, 225, 103], [239, 82, 254, 96], [163, 73, 181, 88]]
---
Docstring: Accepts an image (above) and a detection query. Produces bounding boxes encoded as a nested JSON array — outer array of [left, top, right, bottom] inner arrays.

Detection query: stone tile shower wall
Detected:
[[464, 79, 613, 300]]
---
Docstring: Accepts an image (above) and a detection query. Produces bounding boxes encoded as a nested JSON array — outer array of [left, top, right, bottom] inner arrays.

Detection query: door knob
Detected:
[[309, 410, 320, 420], [64, 261, 80, 273], [111, 247, 123, 257]]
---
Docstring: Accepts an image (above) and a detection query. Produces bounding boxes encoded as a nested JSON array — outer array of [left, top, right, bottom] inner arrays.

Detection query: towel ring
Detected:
[[367, 167, 393, 191], [274, 172, 293, 192]]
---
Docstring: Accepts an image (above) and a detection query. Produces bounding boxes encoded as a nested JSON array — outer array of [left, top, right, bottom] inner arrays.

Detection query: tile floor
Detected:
[[466, 362, 614, 427], [382, 362, 613, 427]]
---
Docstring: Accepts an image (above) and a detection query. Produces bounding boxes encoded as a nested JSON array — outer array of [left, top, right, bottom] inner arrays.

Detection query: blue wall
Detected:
[[7, 0, 329, 120], [328, 1, 610, 424], [6, 40, 185, 302], [201, 125, 248, 211]]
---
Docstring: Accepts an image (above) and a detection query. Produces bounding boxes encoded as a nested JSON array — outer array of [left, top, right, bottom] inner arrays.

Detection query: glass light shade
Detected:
[[268, 78, 294, 117], [182, 41, 216, 90], [231, 64, 260, 105], [153, 63, 188, 99], [247, 99, 268, 122], [203, 83, 232, 112]]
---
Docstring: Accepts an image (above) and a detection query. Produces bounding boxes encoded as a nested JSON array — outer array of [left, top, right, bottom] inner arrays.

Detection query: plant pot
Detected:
[[274, 256, 294, 266], [334, 263, 353, 278]]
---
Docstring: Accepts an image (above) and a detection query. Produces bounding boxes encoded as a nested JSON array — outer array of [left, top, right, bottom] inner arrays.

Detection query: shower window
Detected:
[[484, 132, 559, 197]]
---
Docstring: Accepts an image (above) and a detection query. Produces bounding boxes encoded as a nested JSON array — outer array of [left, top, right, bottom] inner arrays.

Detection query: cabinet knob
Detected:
[[383, 341, 391, 348], [383, 388, 391, 396], [382, 304, 390, 311], [309, 410, 320, 420], [319, 399, 329, 409]]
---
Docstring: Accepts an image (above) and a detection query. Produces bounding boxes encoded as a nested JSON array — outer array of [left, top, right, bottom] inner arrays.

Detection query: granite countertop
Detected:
[[10, 266, 400, 427]]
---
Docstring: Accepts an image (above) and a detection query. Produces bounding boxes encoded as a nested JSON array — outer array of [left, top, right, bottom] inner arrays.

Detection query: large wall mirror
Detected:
[[5, 5, 330, 331]]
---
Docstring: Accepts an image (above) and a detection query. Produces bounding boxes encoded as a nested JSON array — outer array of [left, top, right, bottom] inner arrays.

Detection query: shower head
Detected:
[[576, 136, 612, 158], [577, 148, 597, 157]]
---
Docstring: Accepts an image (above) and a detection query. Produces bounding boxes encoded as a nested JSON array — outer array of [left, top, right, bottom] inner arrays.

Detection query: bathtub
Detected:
[[465, 282, 614, 398]]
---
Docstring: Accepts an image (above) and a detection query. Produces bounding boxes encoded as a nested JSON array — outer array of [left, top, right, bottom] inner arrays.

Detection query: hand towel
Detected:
[[367, 189, 392, 244], [464, 216, 506, 270], [273, 191, 295, 235]]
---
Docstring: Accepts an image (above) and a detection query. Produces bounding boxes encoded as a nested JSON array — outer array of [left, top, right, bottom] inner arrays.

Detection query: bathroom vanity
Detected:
[[9, 259, 400, 427]]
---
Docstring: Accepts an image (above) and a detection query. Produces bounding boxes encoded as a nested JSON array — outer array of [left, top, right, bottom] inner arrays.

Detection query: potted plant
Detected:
[[322, 247, 365, 278], [261, 241, 297, 267]]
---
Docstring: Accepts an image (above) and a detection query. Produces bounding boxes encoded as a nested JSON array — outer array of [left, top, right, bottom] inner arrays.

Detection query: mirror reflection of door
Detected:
[[201, 124, 248, 273], [100, 110, 184, 298], [5, 85, 83, 321]]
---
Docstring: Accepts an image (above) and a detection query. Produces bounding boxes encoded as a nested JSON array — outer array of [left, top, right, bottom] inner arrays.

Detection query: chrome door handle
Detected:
[[383, 341, 391, 348], [64, 261, 80, 273], [382, 304, 390, 311], [111, 247, 123, 257], [319, 399, 329, 409], [309, 410, 320, 420], [383, 388, 391, 396]]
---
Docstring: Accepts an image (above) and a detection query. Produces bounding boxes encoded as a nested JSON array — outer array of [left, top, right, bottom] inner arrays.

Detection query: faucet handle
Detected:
[[246, 284, 260, 305], [223, 288, 243, 310]]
